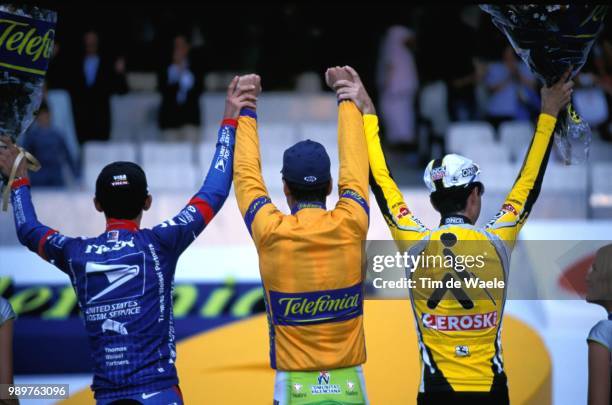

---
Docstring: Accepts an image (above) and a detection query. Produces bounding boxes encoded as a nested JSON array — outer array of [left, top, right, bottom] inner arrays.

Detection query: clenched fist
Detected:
[[0, 136, 27, 179], [223, 76, 258, 119], [325, 66, 353, 90], [237, 74, 262, 98]]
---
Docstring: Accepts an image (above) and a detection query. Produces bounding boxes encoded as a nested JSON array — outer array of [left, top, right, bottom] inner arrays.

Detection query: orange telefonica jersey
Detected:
[[233, 102, 370, 371]]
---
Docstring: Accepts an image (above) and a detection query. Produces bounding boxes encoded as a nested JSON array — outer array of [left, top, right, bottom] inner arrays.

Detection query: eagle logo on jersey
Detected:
[[85, 252, 146, 304]]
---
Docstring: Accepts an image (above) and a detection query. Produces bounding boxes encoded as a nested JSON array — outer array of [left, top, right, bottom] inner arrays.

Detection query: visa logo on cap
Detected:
[[111, 174, 129, 187]]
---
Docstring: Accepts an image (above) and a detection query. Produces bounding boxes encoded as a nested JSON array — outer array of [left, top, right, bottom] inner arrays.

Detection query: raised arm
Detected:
[[0, 298, 16, 391], [325, 67, 369, 229], [0, 136, 72, 269], [233, 74, 281, 244], [587, 337, 611, 405], [0, 318, 16, 405], [152, 77, 256, 253], [485, 71, 573, 246], [334, 67, 428, 241]]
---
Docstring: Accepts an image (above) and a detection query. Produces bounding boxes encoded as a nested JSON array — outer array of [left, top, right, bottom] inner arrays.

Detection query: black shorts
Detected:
[[417, 386, 510, 405]]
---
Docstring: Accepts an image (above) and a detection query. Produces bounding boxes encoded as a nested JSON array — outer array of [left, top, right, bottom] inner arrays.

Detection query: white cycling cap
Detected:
[[423, 154, 482, 193]]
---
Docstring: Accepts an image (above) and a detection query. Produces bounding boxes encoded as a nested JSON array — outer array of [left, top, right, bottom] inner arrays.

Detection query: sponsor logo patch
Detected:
[[0, 10, 55, 77], [461, 165, 479, 178], [107, 230, 119, 243], [49, 233, 67, 249], [431, 166, 445, 181], [101, 319, 128, 335], [422, 311, 498, 331], [85, 238, 135, 255], [214, 143, 231, 173], [269, 283, 363, 326], [111, 174, 129, 187], [444, 216, 464, 225], [455, 345, 470, 357], [397, 205, 410, 220], [85, 252, 146, 304], [311, 371, 341, 395], [501, 203, 518, 215]]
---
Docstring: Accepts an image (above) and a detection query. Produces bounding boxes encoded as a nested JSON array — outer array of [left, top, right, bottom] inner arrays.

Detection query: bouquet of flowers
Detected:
[[480, 4, 609, 164], [0, 3, 56, 209]]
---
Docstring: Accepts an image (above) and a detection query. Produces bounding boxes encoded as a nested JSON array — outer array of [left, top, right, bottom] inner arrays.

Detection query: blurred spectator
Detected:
[[447, 58, 480, 122], [591, 39, 612, 141], [445, 7, 482, 121], [376, 26, 419, 149], [21, 103, 78, 187], [0, 297, 16, 404], [45, 40, 69, 90], [574, 70, 609, 138], [573, 40, 610, 133], [585, 244, 612, 405], [69, 30, 128, 145], [482, 46, 539, 129], [158, 34, 203, 143]]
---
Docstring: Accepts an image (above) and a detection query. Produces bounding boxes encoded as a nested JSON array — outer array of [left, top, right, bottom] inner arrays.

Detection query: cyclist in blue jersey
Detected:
[[0, 77, 257, 405]]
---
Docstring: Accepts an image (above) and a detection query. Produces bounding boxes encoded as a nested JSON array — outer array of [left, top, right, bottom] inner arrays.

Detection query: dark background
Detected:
[[44, 3, 515, 93]]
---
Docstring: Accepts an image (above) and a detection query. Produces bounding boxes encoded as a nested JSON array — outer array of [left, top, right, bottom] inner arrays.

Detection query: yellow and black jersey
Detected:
[[365, 113, 556, 392]]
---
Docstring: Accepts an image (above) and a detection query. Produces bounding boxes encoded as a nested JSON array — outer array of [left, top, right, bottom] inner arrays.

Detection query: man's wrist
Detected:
[[362, 102, 376, 115], [11, 176, 30, 190], [221, 118, 238, 128], [541, 107, 558, 118], [240, 108, 257, 120]]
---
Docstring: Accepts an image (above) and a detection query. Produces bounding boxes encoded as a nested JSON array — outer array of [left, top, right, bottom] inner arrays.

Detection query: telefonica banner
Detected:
[[0, 10, 55, 76]]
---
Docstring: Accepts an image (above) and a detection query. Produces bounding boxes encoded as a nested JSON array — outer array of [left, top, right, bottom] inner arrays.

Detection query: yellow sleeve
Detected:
[[485, 113, 557, 246], [365, 114, 428, 241], [333, 101, 369, 234], [233, 110, 282, 246]]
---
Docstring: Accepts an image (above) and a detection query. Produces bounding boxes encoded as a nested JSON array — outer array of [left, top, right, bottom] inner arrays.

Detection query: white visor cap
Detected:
[[423, 154, 482, 193]]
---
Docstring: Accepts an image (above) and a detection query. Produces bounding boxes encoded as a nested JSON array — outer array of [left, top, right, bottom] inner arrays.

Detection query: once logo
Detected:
[[461, 166, 478, 178], [304, 175, 317, 183]]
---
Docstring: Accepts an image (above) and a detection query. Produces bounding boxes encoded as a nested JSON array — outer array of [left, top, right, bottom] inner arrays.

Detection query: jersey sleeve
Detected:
[[587, 320, 612, 351], [332, 101, 370, 235], [11, 179, 75, 272], [152, 118, 236, 253], [365, 114, 429, 241], [233, 109, 282, 247], [484, 113, 556, 248], [0, 297, 16, 325]]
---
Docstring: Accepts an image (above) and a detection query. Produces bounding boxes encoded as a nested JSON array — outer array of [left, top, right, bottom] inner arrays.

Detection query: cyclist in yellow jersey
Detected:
[[333, 66, 573, 405], [233, 70, 370, 405]]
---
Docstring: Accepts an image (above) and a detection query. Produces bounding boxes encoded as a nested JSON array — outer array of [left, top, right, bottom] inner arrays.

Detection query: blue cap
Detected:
[[281, 140, 331, 188]]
